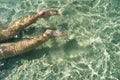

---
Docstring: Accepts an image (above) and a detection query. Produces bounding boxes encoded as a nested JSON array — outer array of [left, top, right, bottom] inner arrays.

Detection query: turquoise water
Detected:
[[0, 0, 120, 80]]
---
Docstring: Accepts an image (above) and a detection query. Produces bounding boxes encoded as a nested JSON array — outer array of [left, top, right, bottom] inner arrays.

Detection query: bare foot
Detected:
[[44, 29, 68, 37], [38, 8, 59, 18]]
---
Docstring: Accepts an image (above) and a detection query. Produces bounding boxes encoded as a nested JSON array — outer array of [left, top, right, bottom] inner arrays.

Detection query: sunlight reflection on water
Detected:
[[0, 0, 120, 80]]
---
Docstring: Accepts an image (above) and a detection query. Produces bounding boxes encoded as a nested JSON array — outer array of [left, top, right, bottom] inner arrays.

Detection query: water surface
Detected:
[[0, 0, 120, 80]]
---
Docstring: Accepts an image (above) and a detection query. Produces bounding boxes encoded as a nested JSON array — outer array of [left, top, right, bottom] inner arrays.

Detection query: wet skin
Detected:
[[0, 9, 67, 59]]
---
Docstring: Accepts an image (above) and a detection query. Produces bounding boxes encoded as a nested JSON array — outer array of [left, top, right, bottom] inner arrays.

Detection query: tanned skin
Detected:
[[0, 9, 67, 59]]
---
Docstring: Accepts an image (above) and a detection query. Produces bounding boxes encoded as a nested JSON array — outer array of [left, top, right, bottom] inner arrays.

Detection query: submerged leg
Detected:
[[0, 29, 67, 59], [0, 8, 59, 42]]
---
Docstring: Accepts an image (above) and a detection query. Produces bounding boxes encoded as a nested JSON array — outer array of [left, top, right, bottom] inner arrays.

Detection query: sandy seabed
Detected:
[[0, 0, 120, 80]]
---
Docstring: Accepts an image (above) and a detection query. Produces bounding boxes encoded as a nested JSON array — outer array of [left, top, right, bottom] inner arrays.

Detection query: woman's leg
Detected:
[[0, 29, 67, 59], [0, 9, 59, 42]]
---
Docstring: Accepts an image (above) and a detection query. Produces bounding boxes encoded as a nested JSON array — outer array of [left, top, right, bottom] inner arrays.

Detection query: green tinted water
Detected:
[[0, 0, 120, 80]]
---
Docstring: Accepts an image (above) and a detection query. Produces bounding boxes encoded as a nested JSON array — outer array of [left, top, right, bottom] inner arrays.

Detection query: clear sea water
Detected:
[[0, 0, 120, 80]]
